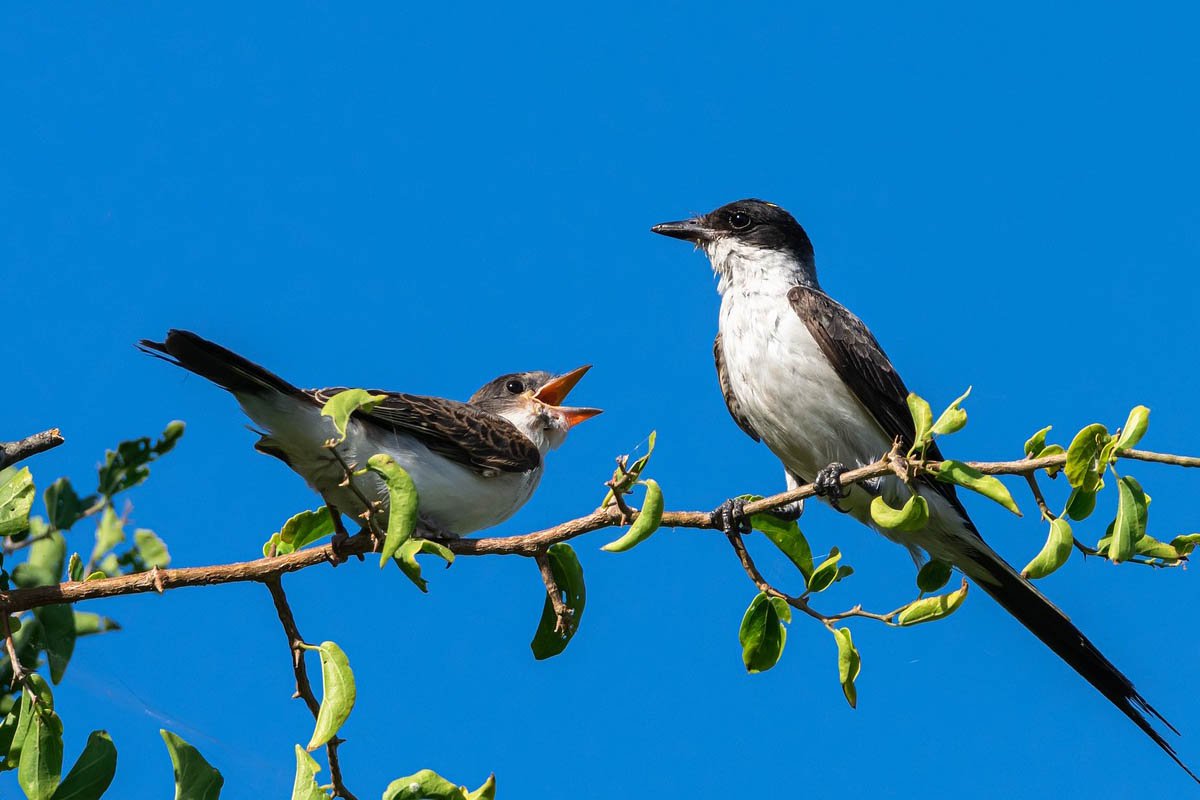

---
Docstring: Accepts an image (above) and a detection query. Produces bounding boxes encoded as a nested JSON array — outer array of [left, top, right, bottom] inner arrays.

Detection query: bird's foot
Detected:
[[813, 462, 852, 514], [710, 497, 754, 537], [326, 504, 364, 565], [767, 498, 805, 522]]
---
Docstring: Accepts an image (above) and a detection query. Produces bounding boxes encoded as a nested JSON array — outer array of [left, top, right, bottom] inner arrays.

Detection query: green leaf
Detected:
[[906, 393, 933, 448], [67, 554, 83, 583], [0, 467, 35, 537], [897, 580, 969, 626], [134, 530, 171, 569], [44, 479, 89, 532], [18, 694, 64, 800], [28, 530, 66, 583], [73, 613, 119, 637], [1064, 488, 1097, 521], [8, 673, 51, 770], [1039, 444, 1066, 477], [96, 422, 184, 497], [1117, 405, 1150, 450], [160, 729, 223, 800], [935, 460, 1021, 515], [751, 514, 813, 580], [1065, 423, 1109, 491], [304, 642, 355, 752], [1134, 534, 1182, 562], [382, 769, 469, 800], [600, 480, 664, 552], [394, 538, 455, 592], [0, 704, 20, 773], [1110, 476, 1148, 564], [465, 774, 496, 800], [869, 494, 929, 532], [916, 559, 952, 593], [289, 745, 326, 800], [530, 543, 586, 660], [930, 386, 971, 437], [1022, 518, 1074, 579], [1024, 426, 1053, 458], [34, 602, 76, 684], [264, 508, 335, 557], [601, 431, 657, 507], [320, 389, 387, 442], [832, 627, 861, 709], [1169, 533, 1200, 558], [365, 454, 420, 567], [90, 508, 124, 565], [738, 593, 790, 673], [51, 730, 117, 800], [806, 547, 843, 593]]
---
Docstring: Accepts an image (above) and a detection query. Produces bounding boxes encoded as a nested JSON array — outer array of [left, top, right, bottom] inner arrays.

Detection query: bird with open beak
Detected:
[[139, 329, 601, 539]]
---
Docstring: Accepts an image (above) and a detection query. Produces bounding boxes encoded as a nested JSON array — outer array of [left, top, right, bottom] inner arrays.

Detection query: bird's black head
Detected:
[[651, 199, 814, 264]]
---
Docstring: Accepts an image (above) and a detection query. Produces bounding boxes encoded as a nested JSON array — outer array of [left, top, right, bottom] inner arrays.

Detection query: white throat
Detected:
[[703, 238, 817, 297]]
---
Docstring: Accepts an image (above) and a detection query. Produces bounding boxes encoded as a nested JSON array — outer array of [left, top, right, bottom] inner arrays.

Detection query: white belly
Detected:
[[241, 394, 540, 535]]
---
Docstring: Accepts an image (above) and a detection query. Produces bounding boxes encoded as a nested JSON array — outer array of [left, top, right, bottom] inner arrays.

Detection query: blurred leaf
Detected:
[[90, 508, 125, 565], [18, 691, 63, 800], [33, 603, 76, 684], [0, 704, 19, 773], [806, 547, 843, 593], [601, 480, 664, 552], [752, 514, 813, 580], [96, 422, 184, 497], [382, 769, 468, 800], [930, 386, 971, 437], [394, 538, 455, 593], [897, 580, 968, 626], [601, 431, 657, 508], [1065, 488, 1097, 521], [303, 642, 355, 752], [738, 593, 790, 673], [134, 530, 170, 569], [1024, 426, 1053, 458], [73, 613, 119, 637], [320, 390, 386, 442], [365, 455, 420, 568], [0, 467, 35, 537], [13, 563, 58, 589], [160, 729, 223, 800], [916, 559, 952, 593], [935, 461, 1021, 515], [869, 494, 929, 532], [832, 627, 861, 709], [44, 480, 90, 532], [1065, 424, 1109, 491], [1022, 518, 1074, 579], [1110, 476, 1148, 565], [1116, 406, 1150, 450], [906, 393, 933, 448], [290, 745, 325, 800], [51, 729, 117, 800], [465, 774, 496, 800], [530, 543, 586, 660]]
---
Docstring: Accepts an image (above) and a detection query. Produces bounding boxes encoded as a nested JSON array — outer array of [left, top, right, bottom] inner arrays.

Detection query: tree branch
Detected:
[[265, 577, 357, 800], [0, 429, 64, 470], [0, 446, 1194, 617]]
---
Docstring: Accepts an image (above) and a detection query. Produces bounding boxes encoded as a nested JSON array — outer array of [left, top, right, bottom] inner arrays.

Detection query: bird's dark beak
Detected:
[[535, 365, 602, 428], [651, 217, 717, 244]]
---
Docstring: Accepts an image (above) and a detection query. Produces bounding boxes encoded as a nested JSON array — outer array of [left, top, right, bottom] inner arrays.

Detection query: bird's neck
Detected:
[[705, 239, 819, 297]]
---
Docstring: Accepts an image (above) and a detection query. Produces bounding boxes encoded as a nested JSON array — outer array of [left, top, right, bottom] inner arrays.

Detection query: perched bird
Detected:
[[139, 330, 600, 539], [651, 199, 1194, 779]]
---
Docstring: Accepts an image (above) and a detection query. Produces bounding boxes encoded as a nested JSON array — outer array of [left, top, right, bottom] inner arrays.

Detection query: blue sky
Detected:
[[4, 2, 1200, 797]]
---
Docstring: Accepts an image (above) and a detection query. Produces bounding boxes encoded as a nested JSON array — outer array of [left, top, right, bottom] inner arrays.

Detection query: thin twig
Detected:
[[535, 552, 574, 635], [1, 613, 30, 690], [1023, 471, 1057, 522], [0, 429, 65, 470], [265, 577, 358, 800]]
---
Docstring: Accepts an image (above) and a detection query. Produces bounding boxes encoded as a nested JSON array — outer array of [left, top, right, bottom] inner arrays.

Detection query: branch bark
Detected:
[[0, 446, 1193, 616], [0, 429, 65, 470]]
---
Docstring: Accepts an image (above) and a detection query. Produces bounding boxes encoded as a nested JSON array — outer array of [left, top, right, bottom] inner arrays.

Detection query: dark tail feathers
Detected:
[[137, 330, 300, 398], [956, 539, 1198, 783]]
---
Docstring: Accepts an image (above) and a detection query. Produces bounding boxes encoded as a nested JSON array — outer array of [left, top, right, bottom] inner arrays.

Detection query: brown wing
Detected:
[[713, 333, 760, 442], [308, 388, 541, 475], [787, 286, 979, 536]]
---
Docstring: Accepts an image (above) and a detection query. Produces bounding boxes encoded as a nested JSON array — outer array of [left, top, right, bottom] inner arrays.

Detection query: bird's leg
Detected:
[[710, 497, 754, 537], [322, 498, 357, 565], [813, 462, 852, 514]]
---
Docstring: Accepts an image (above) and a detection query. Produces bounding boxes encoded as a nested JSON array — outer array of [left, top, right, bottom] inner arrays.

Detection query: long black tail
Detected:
[[137, 329, 301, 398], [953, 536, 1198, 783]]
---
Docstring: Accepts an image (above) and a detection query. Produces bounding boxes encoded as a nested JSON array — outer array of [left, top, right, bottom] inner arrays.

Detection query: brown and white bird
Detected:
[[139, 330, 600, 536], [652, 199, 1195, 781]]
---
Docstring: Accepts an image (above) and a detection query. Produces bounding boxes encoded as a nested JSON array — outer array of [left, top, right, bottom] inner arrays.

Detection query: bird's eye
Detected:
[[730, 211, 752, 230], [505, 379, 525, 394]]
